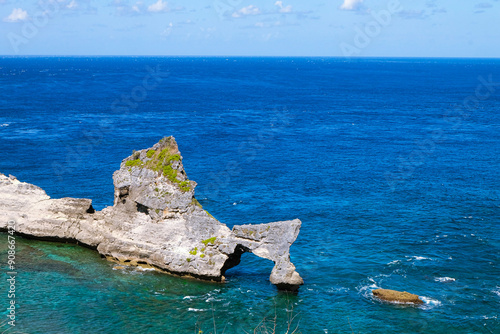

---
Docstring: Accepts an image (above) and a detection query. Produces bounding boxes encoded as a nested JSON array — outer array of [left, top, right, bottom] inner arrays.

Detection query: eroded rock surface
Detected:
[[0, 137, 304, 291]]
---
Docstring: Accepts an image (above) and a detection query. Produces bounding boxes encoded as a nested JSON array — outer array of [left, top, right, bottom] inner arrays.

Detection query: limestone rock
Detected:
[[0, 137, 304, 291], [372, 288, 423, 304]]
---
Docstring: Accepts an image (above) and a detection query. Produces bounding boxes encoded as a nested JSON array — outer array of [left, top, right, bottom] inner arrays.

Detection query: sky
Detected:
[[0, 0, 499, 57]]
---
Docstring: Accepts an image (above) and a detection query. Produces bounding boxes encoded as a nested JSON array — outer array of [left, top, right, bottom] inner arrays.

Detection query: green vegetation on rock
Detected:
[[126, 138, 192, 192], [125, 159, 143, 167], [179, 181, 190, 192], [202, 237, 217, 247], [205, 210, 215, 219], [191, 198, 203, 208], [162, 164, 178, 183]]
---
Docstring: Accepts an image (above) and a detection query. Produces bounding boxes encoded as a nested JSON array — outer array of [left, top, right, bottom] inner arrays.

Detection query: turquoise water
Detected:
[[0, 57, 499, 333], [1, 239, 303, 333]]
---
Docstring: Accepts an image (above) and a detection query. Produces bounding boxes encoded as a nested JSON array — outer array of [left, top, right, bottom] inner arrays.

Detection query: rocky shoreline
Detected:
[[0, 137, 304, 291]]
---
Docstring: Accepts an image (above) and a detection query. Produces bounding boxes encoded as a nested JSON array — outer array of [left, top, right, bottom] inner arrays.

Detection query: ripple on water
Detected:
[[434, 277, 456, 283]]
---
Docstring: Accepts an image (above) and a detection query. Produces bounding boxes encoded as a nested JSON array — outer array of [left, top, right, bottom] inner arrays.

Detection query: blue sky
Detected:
[[0, 0, 498, 57]]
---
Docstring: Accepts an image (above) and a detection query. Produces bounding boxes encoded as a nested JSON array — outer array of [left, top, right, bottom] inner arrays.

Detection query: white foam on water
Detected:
[[387, 260, 401, 265], [188, 308, 206, 312], [420, 296, 442, 307], [358, 279, 381, 299], [0, 123, 9, 127], [435, 277, 456, 283], [327, 286, 350, 293], [493, 287, 500, 298], [482, 315, 498, 320], [407, 256, 432, 261], [135, 266, 155, 272]]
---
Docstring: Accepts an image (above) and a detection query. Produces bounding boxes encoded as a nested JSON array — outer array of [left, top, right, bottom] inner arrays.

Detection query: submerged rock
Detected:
[[372, 288, 423, 304], [0, 137, 303, 291]]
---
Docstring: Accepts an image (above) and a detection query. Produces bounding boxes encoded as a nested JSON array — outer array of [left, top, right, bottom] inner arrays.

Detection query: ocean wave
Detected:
[[14, 129, 41, 135], [188, 308, 206, 312], [0, 123, 9, 127], [482, 315, 498, 320], [407, 256, 432, 261], [135, 266, 155, 272], [493, 287, 500, 298], [387, 260, 401, 265], [435, 277, 456, 283], [205, 297, 223, 303], [357, 279, 381, 300], [326, 286, 350, 293], [420, 296, 442, 308]]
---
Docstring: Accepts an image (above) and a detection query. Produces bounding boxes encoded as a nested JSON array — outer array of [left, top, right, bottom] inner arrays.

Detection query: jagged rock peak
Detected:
[[113, 136, 198, 218]]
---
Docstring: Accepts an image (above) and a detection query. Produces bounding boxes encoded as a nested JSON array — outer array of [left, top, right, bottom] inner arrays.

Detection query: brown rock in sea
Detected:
[[372, 288, 424, 304]]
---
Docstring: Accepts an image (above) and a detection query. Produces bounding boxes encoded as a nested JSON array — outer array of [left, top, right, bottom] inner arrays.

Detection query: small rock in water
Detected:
[[372, 288, 423, 304]]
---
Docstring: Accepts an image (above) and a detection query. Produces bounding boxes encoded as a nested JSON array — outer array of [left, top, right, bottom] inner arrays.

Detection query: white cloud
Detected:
[[3, 8, 28, 22], [161, 22, 173, 37], [67, 0, 78, 9], [112, 0, 180, 16], [148, 0, 168, 13], [232, 5, 260, 18], [132, 4, 141, 13], [340, 0, 363, 11], [275, 1, 292, 13], [254, 21, 288, 28]]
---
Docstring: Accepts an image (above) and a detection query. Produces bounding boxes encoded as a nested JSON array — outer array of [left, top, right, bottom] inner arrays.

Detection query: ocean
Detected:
[[0, 56, 499, 333]]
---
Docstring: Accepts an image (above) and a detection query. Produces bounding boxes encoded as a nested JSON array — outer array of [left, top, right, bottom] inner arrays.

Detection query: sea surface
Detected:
[[0, 57, 499, 333]]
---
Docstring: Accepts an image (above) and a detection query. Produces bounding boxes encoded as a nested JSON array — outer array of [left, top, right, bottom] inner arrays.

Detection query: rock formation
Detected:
[[372, 288, 423, 304], [0, 137, 303, 291]]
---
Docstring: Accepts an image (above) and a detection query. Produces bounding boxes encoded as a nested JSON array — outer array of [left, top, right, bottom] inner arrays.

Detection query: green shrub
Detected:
[[162, 164, 178, 182], [126, 138, 192, 192], [147, 149, 155, 158], [125, 159, 143, 167], [180, 181, 190, 192]]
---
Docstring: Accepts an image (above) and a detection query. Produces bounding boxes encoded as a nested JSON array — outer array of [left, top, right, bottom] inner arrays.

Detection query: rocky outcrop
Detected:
[[0, 137, 304, 291], [372, 289, 423, 304]]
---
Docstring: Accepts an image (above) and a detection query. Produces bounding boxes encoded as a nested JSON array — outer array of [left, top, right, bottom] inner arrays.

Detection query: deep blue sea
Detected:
[[0, 57, 499, 333]]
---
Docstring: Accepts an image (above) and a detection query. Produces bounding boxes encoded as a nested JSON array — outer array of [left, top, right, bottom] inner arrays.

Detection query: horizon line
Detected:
[[1, 55, 500, 60]]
